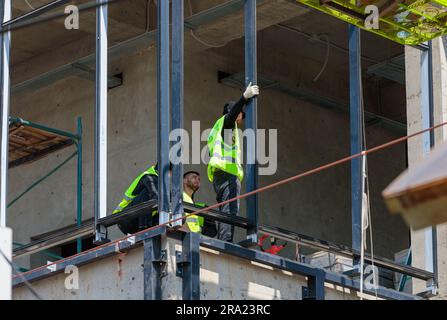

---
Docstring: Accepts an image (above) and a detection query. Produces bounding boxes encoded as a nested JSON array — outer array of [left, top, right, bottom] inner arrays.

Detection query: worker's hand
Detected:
[[243, 82, 259, 99]]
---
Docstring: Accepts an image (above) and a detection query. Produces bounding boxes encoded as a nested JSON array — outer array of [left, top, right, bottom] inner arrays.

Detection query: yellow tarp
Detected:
[[297, 0, 447, 44]]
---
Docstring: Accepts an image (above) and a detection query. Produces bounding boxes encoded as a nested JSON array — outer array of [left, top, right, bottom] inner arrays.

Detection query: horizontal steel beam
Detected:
[[12, 200, 158, 258], [13, 200, 433, 282], [13, 226, 420, 300], [200, 237, 421, 300], [259, 224, 434, 281], [183, 203, 253, 229], [71, 63, 122, 89], [11, 0, 273, 95], [13, 226, 166, 287], [3, 0, 71, 28], [219, 72, 407, 134]]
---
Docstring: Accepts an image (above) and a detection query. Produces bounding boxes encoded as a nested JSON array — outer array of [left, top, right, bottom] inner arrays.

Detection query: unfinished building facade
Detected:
[[1, 0, 446, 300]]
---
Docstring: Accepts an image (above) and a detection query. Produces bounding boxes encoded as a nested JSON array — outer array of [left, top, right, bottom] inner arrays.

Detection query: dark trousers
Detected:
[[213, 170, 241, 242], [118, 191, 157, 235]]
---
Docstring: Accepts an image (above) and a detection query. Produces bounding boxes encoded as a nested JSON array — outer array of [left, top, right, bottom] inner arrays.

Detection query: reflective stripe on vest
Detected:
[[183, 191, 204, 233], [207, 115, 243, 182], [113, 166, 158, 214]]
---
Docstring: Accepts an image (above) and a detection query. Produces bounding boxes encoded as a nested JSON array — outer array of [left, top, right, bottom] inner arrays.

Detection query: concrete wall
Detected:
[[13, 238, 364, 300], [8, 10, 409, 270], [405, 37, 447, 298]]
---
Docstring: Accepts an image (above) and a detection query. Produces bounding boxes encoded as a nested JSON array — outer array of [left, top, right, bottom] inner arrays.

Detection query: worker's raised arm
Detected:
[[223, 83, 259, 129]]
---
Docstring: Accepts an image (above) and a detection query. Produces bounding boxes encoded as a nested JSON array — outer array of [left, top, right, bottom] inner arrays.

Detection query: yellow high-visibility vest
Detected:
[[113, 166, 158, 215], [183, 191, 204, 233], [207, 115, 243, 182]]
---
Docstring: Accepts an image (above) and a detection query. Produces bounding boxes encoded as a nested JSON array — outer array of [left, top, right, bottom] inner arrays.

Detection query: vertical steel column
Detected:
[[157, 0, 170, 225], [0, 0, 11, 228], [244, 0, 258, 244], [182, 232, 200, 300], [421, 42, 437, 288], [427, 41, 438, 288], [76, 117, 83, 253], [171, 0, 184, 227], [94, 0, 108, 243], [348, 25, 362, 262], [143, 235, 166, 300], [307, 270, 325, 300]]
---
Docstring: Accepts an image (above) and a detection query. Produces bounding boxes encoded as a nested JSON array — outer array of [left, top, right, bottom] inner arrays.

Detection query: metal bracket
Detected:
[[175, 250, 189, 278], [238, 238, 258, 248], [153, 249, 168, 278], [302, 286, 312, 300], [93, 224, 110, 245]]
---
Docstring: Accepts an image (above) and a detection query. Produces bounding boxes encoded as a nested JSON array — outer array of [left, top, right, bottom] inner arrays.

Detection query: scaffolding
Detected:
[[8, 117, 83, 254], [1, 0, 444, 300]]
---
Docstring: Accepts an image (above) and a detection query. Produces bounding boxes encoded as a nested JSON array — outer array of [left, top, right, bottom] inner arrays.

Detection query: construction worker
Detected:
[[182, 170, 204, 233], [257, 235, 287, 255], [113, 162, 172, 235], [207, 82, 260, 242], [182, 170, 218, 237]]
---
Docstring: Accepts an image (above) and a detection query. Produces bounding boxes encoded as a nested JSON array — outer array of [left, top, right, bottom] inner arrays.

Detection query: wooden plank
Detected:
[[383, 141, 447, 230]]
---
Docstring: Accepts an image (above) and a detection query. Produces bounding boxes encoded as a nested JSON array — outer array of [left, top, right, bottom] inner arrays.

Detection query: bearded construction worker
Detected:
[[182, 170, 218, 237], [207, 82, 260, 242], [113, 162, 172, 235], [182, 170, 204, 233]]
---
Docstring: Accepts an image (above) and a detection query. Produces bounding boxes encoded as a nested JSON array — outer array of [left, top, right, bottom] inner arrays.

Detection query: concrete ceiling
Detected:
[[9, 0, 405, 99], [11, 0, 147, 66], [281, 7, 403, 65]]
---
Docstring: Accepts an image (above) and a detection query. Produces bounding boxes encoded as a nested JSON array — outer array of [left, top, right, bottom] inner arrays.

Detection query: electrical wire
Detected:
[[187, 0, 227, 48], [275, 24, 380, 64], [145, 0, 150, 33], [12, 119, 447, 281], [312, 34, 330, 82], [24, 0, 35, 10], [358, 52, 379, 299], [0, 247, 43, 300]]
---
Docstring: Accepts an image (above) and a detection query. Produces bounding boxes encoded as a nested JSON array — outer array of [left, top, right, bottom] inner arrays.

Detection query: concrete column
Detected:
[[405, 38, 447, 297], [405, 45, 425, 295], [0, 227, 12, 300], [429, 37, 447, 299]]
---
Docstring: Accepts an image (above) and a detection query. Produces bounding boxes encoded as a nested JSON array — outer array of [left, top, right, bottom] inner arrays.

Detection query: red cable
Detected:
[[13, 120, 447, 279]]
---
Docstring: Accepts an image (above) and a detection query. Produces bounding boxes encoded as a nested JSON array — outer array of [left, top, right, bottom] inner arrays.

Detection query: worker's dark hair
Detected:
[[223, 101, 245, 119], [223, 101, 236, 115], [183, 170, 200, 179]]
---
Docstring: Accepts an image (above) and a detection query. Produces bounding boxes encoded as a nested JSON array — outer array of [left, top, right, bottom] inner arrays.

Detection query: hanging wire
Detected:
[[0, 247, 43, 300], [312, 34, 330, 82], [24, 0, 35, 10], [358, 50, 379, 299], [187, 0, 227, 48]]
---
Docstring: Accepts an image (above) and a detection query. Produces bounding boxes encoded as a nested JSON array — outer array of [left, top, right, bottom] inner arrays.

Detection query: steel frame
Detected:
[[243, 0, 259, 246], [421, 41, 438, 290], [2, 0, 437, 302], [12, 200, 434, 283], [171, 0, 184, 228], [93, 0, 109, 245], [12, 226, 421, 300], [0, 0, 11, 228], [348, 25, 362, 266]]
